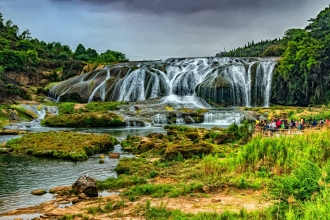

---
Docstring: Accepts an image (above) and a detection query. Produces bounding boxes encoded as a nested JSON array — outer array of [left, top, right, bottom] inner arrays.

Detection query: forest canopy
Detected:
[[0, 12, 128, 75]]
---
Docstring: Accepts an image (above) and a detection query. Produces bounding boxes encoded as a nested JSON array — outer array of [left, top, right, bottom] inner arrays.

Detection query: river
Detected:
[[0, 126, 166, 213]]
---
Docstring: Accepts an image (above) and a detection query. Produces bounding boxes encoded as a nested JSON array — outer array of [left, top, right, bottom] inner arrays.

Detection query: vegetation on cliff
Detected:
[[5, 131, 117, 160], [222, 5, 330, 106]]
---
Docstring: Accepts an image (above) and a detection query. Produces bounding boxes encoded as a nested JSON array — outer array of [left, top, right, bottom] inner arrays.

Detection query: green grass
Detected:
[[234, 130, 330, 174], [85, 101, 123, 112], [5, 131, 117, 160], [41, 112, 124, 127]]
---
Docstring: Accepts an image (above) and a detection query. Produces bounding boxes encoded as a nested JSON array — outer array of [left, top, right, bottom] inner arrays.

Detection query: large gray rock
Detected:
[[72, 175, 98, 197]]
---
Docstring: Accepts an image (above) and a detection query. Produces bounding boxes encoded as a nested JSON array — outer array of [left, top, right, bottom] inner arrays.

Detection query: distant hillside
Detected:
[[0, 12, 128, 103]]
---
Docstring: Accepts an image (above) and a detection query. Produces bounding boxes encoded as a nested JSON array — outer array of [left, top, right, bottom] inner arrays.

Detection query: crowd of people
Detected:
[[255, 117, 330, 131]]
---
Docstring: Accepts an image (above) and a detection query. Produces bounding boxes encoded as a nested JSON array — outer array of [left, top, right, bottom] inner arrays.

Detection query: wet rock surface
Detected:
[[49, 186, 72, 194], [72, 175, 98, 197], [31, 189, 47, 196]]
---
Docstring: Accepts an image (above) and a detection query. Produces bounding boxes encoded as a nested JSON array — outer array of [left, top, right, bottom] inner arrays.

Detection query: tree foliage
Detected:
[[0, 12, 129, 73], [274, 5, 330, 105]]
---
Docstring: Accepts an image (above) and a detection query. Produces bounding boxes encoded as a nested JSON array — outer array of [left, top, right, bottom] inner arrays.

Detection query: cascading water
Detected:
[[3, 105, 58, 130], [49, 57, 277, 107], [88, 69, 111, 102], [153, 114, 168, 125], [176, 113, 185, 124], [203, 111, 244, 125]]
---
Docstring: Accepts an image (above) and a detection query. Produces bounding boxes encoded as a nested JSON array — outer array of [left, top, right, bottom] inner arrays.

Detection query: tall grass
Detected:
[[235, 130, 330, 174], [202, 154, 227, 185]]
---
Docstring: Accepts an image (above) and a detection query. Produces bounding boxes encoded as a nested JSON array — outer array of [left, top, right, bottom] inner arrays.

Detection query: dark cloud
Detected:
[[51, 0, 309, 14]]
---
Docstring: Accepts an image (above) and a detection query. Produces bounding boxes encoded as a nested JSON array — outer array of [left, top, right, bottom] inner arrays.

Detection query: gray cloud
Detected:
[[51, 0, 308, 14], [1, 0, 329, 60]]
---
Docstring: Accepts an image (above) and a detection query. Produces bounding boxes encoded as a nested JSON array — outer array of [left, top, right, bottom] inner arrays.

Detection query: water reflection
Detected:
[[0, 145, 132, 213]]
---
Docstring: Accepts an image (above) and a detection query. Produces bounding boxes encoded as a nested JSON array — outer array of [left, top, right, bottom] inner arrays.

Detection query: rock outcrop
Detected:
[[72, 175, 98, 197]]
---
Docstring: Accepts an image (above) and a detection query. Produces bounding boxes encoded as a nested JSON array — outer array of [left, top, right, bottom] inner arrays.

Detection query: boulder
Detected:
[[9, 110, 21, 121], [72, 175, 98, 197], [31, 189, 47, 195]]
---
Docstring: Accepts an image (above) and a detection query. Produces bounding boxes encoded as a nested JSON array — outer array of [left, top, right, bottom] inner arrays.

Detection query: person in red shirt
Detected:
[[276, 118, 282, 129]]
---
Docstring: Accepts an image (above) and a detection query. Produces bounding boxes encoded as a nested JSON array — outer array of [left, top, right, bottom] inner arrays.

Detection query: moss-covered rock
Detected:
[[5, 131, 117, 160], [41, 112, 125, 127]]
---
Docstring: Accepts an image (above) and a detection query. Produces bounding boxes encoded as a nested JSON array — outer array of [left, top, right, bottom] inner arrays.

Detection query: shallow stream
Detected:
[[0, 127, 166, 213]]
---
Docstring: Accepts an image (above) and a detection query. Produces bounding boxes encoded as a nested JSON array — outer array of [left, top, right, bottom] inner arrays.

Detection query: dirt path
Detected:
[[0, 188, 273, 219]]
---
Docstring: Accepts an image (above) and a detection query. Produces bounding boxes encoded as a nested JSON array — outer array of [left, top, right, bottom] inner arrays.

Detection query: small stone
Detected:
[[78, 193, 87, 199], [194, 199, 199, 202], [211, 198, 222, 203], [71, 198, 80, 204], [99, 159, 105, 164], [109, 153, 120, 158], [57, 200, 70, 204], [31, 189, 47, 195], [202, 186, 210, 193]]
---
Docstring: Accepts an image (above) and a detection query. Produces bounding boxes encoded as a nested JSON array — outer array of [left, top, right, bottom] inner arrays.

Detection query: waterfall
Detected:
[[153, 114, 168, 125], [126, 120, 151, 127], [203, 112, 244, 125], [176, 113, 185, 124], [49, 57, 278, 107], [88, 68, 111, 102], [3, 105, 58, 130], [255, 61, 276, 107]]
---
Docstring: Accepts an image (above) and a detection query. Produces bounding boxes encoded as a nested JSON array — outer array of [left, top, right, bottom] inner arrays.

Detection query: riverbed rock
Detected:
[[72, 175, 98, 197], [213, 134, 234, 145], [109, 153, 120, 158], [0, 130, 26, 135], [49, 186, 72, 194], [78, 193, 87, 199], [31, 189, 47, 195]]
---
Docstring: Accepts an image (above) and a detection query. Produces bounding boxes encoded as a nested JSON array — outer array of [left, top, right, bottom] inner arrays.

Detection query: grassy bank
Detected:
[[92, 126, 330, 219], [5, 131, 117, 160]]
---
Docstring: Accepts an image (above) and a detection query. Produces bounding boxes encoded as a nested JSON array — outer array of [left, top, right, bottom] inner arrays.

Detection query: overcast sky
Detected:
[[0, 0, 329, 60]]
